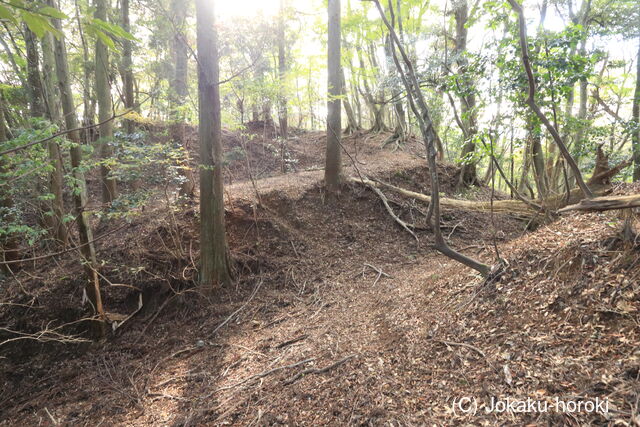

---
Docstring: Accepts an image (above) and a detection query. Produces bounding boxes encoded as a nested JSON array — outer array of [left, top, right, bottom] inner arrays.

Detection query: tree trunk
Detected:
[[121, 0, 135, 133], [454, 0, 478, 187], [41, 29, 68, 246], [170, 0, 195, 197], [342, 69, 360, 134], [277, 0, 288, 138], [196, 0, 232, 290], [95, 0, 117, 204], [325, 0, 342, 193], [527, 117, 547, 199], [24, 26, 45, 117], [632, 37, 640, 181], [383, 35, 406, 144], [74, 0, 95, 143], [51, 3, 106, 332]]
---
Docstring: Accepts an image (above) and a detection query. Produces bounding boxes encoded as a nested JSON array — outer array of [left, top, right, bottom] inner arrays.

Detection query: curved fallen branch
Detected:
[[363, 178, 417, 240]]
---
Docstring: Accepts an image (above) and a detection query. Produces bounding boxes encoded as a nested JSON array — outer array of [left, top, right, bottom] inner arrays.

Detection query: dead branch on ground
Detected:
[[217, 358, 316, 392], [364, 179, 417, 240], [283, 355, 356, 385], [559, 194, 640, 213]]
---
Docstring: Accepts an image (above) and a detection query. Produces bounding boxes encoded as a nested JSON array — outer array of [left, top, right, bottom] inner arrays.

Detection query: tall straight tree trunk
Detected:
[[384, 34, 406, 144], [633, 37, 640, 181], [51, 3, 106, 331], [170, 0, 195, 197], [121, 0, 134, 133], [325, 0, 342, 192], [95, 0, 117, 204], [41, 29, 68, 246], [196, 0, 232, 290], [277, 0, 288, 138], [75, 0, 95, 142], [24, 26, 45, 117], [454, 0, 478, 187]]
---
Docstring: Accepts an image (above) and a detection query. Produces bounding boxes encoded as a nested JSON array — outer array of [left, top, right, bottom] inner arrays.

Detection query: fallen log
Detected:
[[348, 176, 614, 220], [348, 176, 539, 219], [558, 194, 640, 213]]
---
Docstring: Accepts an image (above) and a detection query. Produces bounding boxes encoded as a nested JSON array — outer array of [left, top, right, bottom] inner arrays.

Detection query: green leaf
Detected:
[[0, 5, 16, 23], [87, 24, 117, 50], [91, 18, 137, 41], [21, 11, 48, 38], [7, 0, 25, 8], [37, 6, 68, 19]]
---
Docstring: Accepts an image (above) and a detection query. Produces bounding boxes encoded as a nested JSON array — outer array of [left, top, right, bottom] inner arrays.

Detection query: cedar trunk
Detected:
[[196, 0, 232, 290], [325, 0, 342, 192], [95, 0, 117, 204]]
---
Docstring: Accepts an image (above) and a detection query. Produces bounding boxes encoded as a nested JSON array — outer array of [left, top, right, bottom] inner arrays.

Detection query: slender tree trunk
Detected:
[[95, 0, 117, 204], [384, 34, 406, 144], [24, 26, 45, 117], [41, 29, 68, 246], [357, 47, 384, 132], [526, 116, 547, 199], [51, 3, 106, 331], [342, 69, 360, 134], [74, 0, 94, 143], [349, 62, 363, 127], [325, 0, 343, 192], [196, 0, 232, 290], [632, 37, 640, 181], [121, 0, 134, 133], [454, 0, 478, 187], [170, 0, 195, 197], [518, 137, 531, 195], [277, 0, 288, 138]]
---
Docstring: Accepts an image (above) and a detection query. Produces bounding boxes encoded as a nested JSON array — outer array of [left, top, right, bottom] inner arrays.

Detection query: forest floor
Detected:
[[1, 124, 639, 426]]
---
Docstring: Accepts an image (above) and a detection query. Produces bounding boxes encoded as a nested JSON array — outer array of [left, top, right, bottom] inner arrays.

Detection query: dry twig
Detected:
[[283, 355, 356, 385]]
